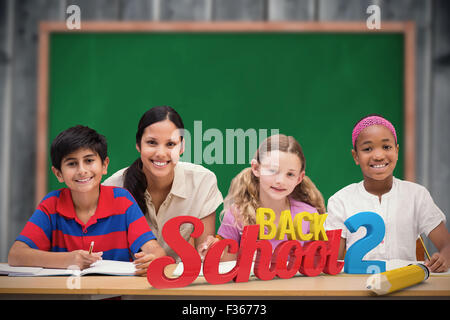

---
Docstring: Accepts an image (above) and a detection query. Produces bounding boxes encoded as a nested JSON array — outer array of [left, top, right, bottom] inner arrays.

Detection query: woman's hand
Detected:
[[197, 235, 220, 260], [135, 239, 166, 276], [134, 252, 156, 276]]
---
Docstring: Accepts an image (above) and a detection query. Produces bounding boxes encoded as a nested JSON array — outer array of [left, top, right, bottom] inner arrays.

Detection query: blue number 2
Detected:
[[344, 211, 386, 274]]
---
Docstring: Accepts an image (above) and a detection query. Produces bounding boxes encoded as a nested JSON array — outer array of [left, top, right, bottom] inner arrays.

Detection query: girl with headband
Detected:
[[326, 114, 450, 272]]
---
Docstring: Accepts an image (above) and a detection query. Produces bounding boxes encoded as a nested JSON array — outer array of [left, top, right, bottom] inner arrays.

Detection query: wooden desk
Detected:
[[1, 265, 449, 299]]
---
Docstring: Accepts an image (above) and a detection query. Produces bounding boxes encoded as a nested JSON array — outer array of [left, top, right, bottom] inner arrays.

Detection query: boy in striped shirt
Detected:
[[8, 125, 165, 275]]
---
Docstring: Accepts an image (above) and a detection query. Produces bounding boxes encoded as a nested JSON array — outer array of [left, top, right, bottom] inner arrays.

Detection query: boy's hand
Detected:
[[425, 252, 449, 273], [70, 250, 103, 270], [134, 252, 156, 276]]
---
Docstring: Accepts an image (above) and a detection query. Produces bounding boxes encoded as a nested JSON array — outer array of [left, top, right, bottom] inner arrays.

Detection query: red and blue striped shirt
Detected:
[[16, 185, 156, 261]]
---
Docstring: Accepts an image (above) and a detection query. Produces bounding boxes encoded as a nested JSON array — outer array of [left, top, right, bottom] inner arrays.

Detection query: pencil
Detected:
[[419, 235, 431, 261], [366, 263, 430, 295], [88, 241, 94, 255]]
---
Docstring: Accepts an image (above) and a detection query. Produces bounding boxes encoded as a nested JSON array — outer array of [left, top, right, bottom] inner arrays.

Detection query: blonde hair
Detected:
[[222, 134, 325, 228]]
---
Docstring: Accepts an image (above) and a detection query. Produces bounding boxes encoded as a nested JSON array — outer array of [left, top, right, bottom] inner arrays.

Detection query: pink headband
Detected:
[[352, 116, 397, 148]]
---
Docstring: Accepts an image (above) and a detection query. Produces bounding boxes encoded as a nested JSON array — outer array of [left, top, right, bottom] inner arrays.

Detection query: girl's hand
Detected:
[[70, 250, 103, 270], [197, 235, 220, 260], [134, 252, 156, 276], [425, 252, 449, 273]]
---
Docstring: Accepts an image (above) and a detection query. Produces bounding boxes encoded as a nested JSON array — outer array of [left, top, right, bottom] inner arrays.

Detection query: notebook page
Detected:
[[81, 260, 136, 276], [0, 263, 43, 276]]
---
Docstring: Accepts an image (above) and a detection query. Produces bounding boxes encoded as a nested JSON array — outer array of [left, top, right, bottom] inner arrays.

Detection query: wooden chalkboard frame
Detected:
[[36, 21, 416, 205]]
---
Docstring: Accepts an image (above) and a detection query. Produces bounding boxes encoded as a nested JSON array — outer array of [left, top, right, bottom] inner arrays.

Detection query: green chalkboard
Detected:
[[47, 30, 405, 227]]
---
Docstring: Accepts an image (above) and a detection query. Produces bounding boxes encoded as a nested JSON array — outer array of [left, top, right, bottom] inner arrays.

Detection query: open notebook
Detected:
[[0, 260, 136, 277], [172, 259, 450, 277]]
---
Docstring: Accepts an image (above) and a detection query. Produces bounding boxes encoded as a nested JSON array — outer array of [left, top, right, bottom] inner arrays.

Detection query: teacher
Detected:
[[103, 106, 223, 262]]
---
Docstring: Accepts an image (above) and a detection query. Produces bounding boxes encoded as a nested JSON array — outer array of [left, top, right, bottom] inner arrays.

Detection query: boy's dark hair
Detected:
[[50, 125, 108, 170]]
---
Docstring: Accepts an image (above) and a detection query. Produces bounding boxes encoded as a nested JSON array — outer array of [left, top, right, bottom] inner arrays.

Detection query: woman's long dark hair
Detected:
[[124, 106, 184, 216]]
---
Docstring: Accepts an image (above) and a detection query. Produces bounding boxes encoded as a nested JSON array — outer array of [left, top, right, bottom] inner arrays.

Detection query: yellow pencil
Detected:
[[419, 235, 431, 261], [366, 263, 430, 295], [88, 241, 94, 255]]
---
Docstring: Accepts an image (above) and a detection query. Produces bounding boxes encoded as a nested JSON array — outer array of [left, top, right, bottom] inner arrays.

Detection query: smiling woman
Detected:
[[103, 106, 223, 262], [138, 119, 183, 182]]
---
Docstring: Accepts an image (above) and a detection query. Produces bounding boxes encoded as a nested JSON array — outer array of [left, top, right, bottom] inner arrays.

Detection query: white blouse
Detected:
[[325, 177, 446, 261], [103, 161, 223, 262]]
